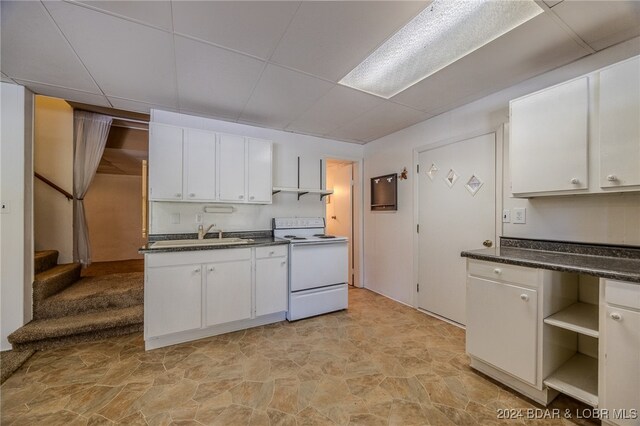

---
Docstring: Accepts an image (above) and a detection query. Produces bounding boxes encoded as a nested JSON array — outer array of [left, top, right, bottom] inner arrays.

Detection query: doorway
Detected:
[[416, 132, 497, 325], [325, 159, 360, 287]]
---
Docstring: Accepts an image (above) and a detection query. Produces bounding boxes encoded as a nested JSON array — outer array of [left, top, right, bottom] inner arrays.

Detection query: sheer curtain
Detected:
[[73, 111, 112, 265]]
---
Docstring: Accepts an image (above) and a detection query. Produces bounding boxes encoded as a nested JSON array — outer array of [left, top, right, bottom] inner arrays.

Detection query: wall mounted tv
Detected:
[[371, 173, 397, 211]]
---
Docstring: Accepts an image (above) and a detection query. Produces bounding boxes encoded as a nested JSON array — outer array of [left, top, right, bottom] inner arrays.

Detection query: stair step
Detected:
[[10, 324, 143, 352], [33, 263, 82, 309], [35, 272, 143, 319], [8, 305, 143, 349], [34, 250, 58, 274]]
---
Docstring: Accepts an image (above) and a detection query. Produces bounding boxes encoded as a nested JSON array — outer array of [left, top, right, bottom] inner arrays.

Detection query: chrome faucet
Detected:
[[198, 224, 222, 240]]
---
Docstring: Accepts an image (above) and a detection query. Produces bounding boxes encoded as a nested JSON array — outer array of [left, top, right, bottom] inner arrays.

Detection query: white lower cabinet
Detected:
[[144, 246, 287, 349], [467, 275, 538, 386], [146, 264, 202, 338], [256, 256, 288, 317], [602, 280, 640, 426], [205, 259, 252, 327]]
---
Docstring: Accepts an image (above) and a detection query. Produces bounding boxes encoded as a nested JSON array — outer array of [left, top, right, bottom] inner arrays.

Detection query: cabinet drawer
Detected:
[[255, 245, 288, 259], [468, 260, 538, 287], [605, 280, 640, 310]]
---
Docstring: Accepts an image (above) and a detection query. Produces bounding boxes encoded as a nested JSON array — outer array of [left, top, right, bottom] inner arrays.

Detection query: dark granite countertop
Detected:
[[139, 231, 289, 254], [461, 238, 640, 284]]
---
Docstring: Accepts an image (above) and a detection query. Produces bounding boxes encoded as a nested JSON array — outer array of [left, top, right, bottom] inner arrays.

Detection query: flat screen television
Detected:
[[371, 173, 397, 211]]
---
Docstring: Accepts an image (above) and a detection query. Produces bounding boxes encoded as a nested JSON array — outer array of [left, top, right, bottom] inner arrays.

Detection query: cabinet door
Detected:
[[255, 256, 287, 316], [149, 124, 183, 201], [184, 128, 216, 201], [205, 260, 251, 326], [218, 134, 246, 202], [604, 306, 640, 426], [145, 264, 202, 338], [247, 138, 272, 204], [510, 77, 589, 195], [466, 277, 538, 385], [599, 57, 640, 188]]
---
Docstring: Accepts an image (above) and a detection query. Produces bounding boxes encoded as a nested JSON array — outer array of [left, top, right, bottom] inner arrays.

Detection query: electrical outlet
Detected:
[[513, 207, 526, 224], [502, 209, 511, 223], [195, 213, 203, 224], [0, 201, 9, 214], [170, 213, 180, 224]]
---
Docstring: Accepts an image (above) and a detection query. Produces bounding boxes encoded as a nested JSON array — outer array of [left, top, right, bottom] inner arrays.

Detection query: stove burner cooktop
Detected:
[[319, 235, 336, 239], [284, 235, 307, 240], [284, 235, 296, 238]]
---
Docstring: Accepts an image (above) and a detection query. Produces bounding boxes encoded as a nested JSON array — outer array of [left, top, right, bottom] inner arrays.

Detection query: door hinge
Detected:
[[417, 283, 420, 292], [417, 164, 419, 173], [417, 224, 419, 233]]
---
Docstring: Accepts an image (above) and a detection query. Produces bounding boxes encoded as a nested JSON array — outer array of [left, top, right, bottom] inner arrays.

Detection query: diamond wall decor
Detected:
[[465, 174, 484, 195], [426, 163, 438, 180], [444, 169, 459, 187]]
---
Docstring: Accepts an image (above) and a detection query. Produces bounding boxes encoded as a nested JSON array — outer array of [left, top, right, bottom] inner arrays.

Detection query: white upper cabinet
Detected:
[[149, 122, 273, 204], [218, 133, 247, 202], [510, 77, 589, 195], [247, 138, 272, 203], [599, 56, 640, 189], [184, 128, 216, 201], [149, 123, 183, 201]]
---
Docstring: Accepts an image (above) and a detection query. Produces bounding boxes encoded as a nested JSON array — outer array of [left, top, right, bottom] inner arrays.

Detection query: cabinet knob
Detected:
[[175, 193, 182, 198], [269, 251, 275, 256], [570, 178, 580, 185], [607, 175, 618, 182], [281, 261, 286, 266], [493, 268, 502, 274], [239, 195, 244, 199], [194, 268, 201, 273], [189, 193, 195, 198], [208, 267, 215, 272], [250, 196, 255, 200], [520, 294, 529, 302], [610, 312, 622, 321]]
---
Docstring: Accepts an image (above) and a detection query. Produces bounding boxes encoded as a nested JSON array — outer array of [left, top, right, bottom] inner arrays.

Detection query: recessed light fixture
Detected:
[[339, 0, 544, 99]]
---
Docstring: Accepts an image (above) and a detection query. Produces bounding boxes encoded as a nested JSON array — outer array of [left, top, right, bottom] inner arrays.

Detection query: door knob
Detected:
[[607, 175, 618, 182], [570, 178, 580, 184], [483, 240, 493, 247], [610, 312, 622, 321], [520, 294, 530, 302]]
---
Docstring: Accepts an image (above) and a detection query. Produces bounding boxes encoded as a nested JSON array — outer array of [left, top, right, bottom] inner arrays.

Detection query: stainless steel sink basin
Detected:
[[151, 238, 253, 248]]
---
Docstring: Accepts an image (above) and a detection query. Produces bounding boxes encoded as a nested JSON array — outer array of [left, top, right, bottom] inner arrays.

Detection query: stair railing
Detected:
[[34, 172, 73, 201]]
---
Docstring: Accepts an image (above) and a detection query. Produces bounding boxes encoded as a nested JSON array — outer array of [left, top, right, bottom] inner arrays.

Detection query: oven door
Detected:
[[289, 241, 348, 292]]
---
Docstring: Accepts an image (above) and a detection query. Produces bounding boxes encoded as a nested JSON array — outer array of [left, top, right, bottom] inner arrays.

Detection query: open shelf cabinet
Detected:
[[544, 353, 598, 407], [544, 302, 599, 338]]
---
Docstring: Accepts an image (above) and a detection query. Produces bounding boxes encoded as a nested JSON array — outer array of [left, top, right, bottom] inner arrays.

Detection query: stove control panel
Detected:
[[273, 217, 325, 229]]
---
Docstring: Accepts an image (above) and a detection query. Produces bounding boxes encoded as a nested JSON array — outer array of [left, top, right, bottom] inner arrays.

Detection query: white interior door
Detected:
[[418, 133, 496, 325], [326, 162, 353, 285]]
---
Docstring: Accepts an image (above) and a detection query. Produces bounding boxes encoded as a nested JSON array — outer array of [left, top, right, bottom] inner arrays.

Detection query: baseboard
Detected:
[[144, 312, 286, 350]]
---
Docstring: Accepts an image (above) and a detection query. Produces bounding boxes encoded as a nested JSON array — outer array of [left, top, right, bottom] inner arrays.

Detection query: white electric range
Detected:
[[273, 217, 348, 321]]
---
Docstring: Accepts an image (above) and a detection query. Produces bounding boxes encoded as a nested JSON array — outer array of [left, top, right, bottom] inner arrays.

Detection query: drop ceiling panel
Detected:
[[392, 13, 590, 113], [107, 96, 175, 115], [270, 1, 428, 82], [0, 1, 100, 93], [174, 36, 265, 121], [286, 85, 383, 136], [551, 0, 640, 51], [74, 0, 173, 31], [240, 64, 334, 129], [172, 1, 301, 59], [327, 102, 429, 143], [14, 80, 110, 107], [44, 1, 178, 108]]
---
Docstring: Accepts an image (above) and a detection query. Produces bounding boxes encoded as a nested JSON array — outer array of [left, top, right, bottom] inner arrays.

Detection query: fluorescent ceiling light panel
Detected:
[[339, 0, 543, 99]]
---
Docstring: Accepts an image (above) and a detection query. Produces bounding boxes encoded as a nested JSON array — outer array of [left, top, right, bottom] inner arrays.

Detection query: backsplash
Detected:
[[149, 195, 326, 234]]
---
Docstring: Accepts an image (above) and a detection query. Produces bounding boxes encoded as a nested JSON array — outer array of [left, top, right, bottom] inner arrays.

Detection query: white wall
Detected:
[[84, 174, 146, 261], [34, 96, 74, 263], [149, 110, 364, 234], [1, 83, 34, 350], [363, 38, 640, 305]]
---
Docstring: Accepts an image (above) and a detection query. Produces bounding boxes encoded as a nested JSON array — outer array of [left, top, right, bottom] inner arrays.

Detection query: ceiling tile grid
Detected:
[[2, 1, 639, 144]]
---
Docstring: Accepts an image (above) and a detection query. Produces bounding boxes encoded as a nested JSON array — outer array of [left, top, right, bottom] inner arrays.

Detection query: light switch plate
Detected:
[[513, 207, 526, 224], [0, 201, 9, 214], [502, 209, 511, 223]]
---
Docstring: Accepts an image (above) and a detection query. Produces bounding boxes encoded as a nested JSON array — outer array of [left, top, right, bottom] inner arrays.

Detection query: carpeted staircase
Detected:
[[7, 250, 144, 352]]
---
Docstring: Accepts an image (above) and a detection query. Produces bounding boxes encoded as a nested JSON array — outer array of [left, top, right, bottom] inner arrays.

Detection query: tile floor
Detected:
[[1, 288, 597, 425]]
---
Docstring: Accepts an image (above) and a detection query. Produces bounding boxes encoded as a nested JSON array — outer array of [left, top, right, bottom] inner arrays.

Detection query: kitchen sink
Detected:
[[150, 238, 253, 248]]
